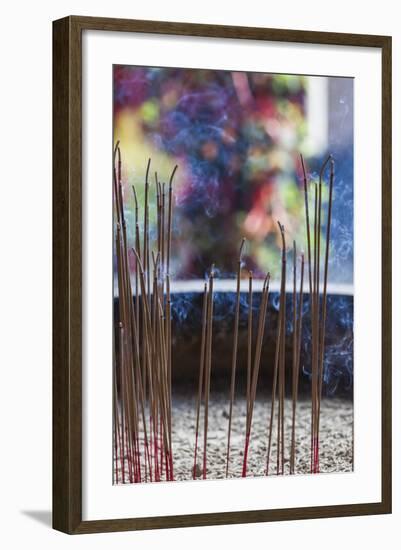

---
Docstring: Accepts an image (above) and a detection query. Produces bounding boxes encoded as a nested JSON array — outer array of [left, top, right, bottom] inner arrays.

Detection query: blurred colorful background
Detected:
[[113, 65, 353, 284]]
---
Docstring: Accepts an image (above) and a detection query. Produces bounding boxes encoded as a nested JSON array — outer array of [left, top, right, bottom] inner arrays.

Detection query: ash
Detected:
[[114, 393, 353, 483]]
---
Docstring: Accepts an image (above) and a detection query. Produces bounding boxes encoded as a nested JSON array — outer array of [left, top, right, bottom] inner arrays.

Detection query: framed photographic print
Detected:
[[52, 16, 392, 534]]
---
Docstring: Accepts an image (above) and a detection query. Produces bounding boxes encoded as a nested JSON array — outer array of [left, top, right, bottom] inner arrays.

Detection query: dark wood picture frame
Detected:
[[53, 15, 392, 534]]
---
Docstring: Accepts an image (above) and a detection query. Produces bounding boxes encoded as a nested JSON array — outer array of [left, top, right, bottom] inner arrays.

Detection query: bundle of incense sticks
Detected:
[[301, 154, 335, 474], [113, 142, 178, 483], [114, 143, 335, 483]]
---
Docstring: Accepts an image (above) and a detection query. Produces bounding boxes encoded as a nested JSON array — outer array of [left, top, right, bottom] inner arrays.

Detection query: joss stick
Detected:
[[242, 273, 270, 478], [193, 283, 208, 479], [300, 155, 316, 473], [203, 266, 214, 479], [113, 144, 128, 481], [226, 238, 246, 477], [277, 222, 287, 475], [290, 250, 304, 474], [266, 222, 286, 475], [161, 183, 166, 275], [122, 243, 143, 483], [122, 323, 140, 482], [316, 157, 334, 471], [314, 163, 323, 472], [266, 297, 282, 475], [166, 166, 178, 277], [246, 271, 253, 419], [132, 185, 141, 349], [119, 161, 139, 481], [131, 185, 142, 446], [140, 161, 151, 465], [116, 144, 146, 481], [134, 216, 145, 399], [151, 254, 161, 480], [157, 299, 172, 480], [113, 144, 123, 480], [290, 242, 297, 474], [129, 284, 152, 481], [118, 322, 126, 482], [165, 274, 173, 479], [153, 290, 164, 481], [113, 359, 122, 483], [165, 168, 177, 428], [309, 181, 318, 473], [310, 156, 331, 473], [132, 248, 158, 477], [301, 155, 313, 302], [155, 173, 161, 258], [113, 142, 122, 227], [143, 159, 151, 296]]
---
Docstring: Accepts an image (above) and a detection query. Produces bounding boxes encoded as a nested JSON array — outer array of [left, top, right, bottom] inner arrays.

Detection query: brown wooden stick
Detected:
[[118, 322, 126, 482], [132, 184, 141, 370], [161, 182, 166, 275], [143, 159, 151, 295], [155, 174, 161, 258], [311, 155, 331, 473], [266, 298, 282, 475], [311, 182, 318, 472], [242, 273, 270, 477], [290, 241, 297, 474], [165, 274, 173, 479], [277, 222, 287, 475], [113, 142, 122, 227], [246, 271, 253, 421], [203, 266, 214, 479], [128, 272, 152, 481], [301, 155, 313, 302], [266, 223, 286, 475], [316, 157, 334, 471], [132, 248, 158, 478], [119, 176, 143, 481], [290, 249, 304, 474], [157, 298, 173, 480], [300, 155, 316, 475], [193, 282, 208, 479], [113, 143, 123, 481], [226, 238, 246, 477], [166, 165, 178, 277], [113, 355, 122, 483]]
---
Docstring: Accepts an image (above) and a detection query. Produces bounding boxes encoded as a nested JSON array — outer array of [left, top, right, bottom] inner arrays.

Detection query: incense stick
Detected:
[[166, 165, 178, 277], [193, 282, 208, 479], [316, 156, 334, 472], [277, 222, 287, 475], [290, 241, 297, 474], [290, 248, 304, 474], [246, 271, 253, 422], [242, 272, 270, 477], [266, 222, 286, 475], [203, 266, 214, 479], [226, 238, 246, 477]]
